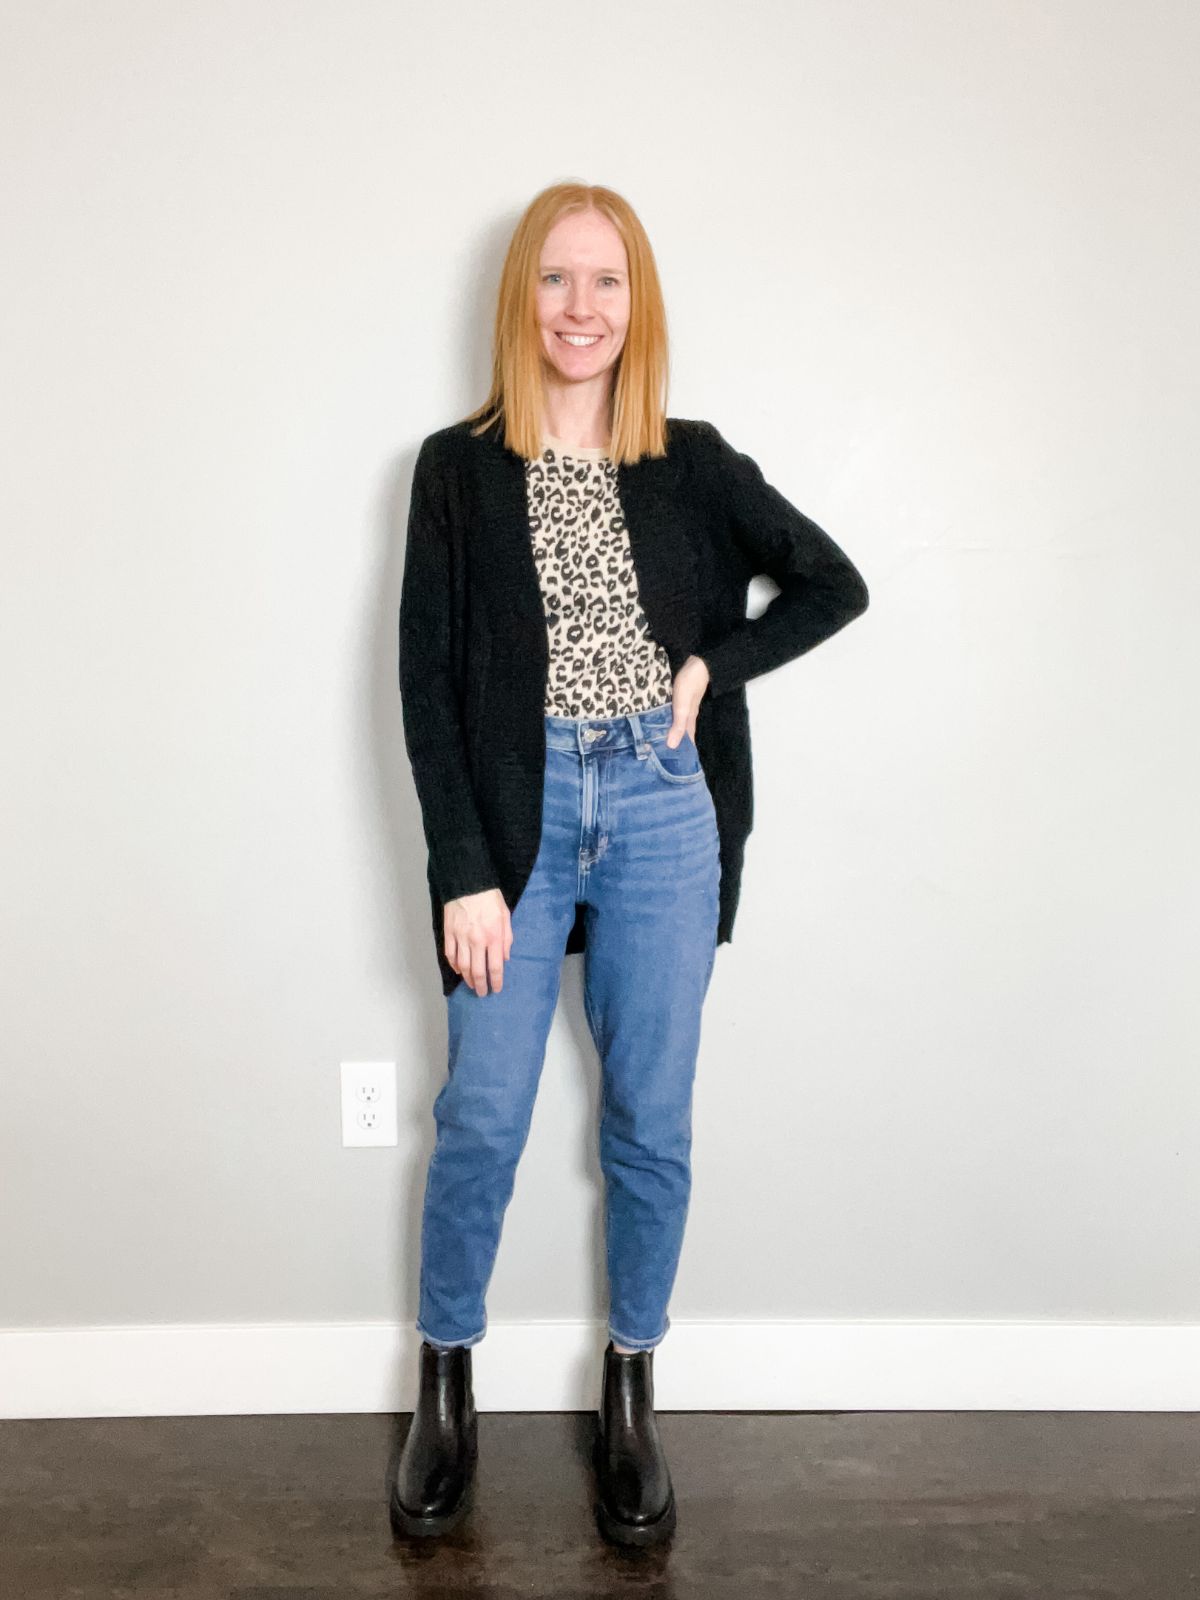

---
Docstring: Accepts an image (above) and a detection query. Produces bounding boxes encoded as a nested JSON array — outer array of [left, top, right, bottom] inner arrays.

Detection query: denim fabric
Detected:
[[415, 698, 722, 1352]]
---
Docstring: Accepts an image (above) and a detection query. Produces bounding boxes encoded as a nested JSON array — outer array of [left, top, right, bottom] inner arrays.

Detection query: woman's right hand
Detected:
[[444, 887, 513, 996]]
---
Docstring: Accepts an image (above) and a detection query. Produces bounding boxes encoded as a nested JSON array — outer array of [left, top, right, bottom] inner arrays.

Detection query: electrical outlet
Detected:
[[340, 1061, 397, 1147]]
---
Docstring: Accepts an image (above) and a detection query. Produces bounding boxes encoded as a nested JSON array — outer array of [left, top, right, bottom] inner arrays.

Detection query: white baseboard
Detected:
[[3, 1319, 1198, 1418]]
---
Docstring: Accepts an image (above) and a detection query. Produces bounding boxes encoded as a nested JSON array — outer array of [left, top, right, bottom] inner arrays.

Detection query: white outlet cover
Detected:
[[340, 1061, 398, 1147]]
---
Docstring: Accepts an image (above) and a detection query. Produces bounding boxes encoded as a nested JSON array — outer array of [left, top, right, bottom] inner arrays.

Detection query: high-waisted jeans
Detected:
[[415, 698, 722, 1353]]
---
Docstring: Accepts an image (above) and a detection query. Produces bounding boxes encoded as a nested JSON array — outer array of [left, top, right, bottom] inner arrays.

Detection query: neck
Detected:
[[541, 382, 613, 450]]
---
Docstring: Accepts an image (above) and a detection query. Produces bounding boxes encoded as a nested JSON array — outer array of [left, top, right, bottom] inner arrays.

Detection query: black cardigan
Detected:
[[398, 414, 869, 995]]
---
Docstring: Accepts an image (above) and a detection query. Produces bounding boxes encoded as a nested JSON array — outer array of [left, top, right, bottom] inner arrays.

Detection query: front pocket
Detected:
[[644, 732, 706, 785]]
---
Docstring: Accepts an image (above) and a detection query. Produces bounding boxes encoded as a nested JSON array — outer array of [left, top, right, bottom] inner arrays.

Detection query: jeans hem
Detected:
[[416, 1321, 487, 1351], [609, 1322, 668, 1352]]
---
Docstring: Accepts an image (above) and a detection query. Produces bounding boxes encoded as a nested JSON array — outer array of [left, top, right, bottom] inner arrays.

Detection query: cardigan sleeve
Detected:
[[398, 436, 501, 904], [692, 422, 869, 697]]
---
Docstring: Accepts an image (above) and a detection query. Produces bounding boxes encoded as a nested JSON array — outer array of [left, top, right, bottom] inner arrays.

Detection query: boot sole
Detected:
[[389, 1433, 478, 1539], [591, 1431, 677, 1547]]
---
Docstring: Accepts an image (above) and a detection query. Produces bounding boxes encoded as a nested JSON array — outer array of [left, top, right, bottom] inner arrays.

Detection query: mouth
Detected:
[[555, 332, 603, 347]]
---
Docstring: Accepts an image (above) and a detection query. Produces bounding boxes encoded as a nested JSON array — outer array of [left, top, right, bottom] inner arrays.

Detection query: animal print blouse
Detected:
[[525, 435, 675, 718]]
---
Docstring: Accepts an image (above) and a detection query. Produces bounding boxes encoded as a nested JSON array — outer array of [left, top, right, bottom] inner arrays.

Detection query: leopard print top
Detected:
[[524, 434, 675, 718]]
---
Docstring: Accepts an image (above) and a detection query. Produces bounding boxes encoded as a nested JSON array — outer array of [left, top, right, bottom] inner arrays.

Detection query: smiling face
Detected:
[[535, 208, 631, 394]]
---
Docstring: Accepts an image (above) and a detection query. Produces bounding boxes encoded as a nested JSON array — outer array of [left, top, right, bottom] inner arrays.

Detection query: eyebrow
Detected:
[[540, 265, 626, 275]]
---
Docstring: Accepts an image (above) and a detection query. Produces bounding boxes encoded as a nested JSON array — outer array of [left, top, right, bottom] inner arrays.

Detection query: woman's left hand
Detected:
[[666, 655, 711, 748]]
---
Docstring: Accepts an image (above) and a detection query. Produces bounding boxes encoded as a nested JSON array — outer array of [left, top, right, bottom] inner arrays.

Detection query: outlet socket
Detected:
[[340, 1061, 398, 1147]]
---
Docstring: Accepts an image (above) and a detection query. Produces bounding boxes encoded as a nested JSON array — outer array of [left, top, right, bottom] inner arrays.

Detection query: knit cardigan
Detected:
[[398, 414, 870, 995]]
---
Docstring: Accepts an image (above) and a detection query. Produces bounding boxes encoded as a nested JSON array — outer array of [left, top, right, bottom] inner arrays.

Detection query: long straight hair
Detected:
[[462, 182, 670, 465]]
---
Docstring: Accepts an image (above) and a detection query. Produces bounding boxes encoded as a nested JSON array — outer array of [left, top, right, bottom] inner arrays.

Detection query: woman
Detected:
[[391, 182, 869, 1547]]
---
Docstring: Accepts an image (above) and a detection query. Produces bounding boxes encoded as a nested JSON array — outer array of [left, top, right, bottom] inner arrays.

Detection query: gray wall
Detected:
[[2, 0, 1197, 1353]]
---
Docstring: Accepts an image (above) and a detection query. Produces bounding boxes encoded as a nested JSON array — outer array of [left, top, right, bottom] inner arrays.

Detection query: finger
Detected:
[[487, 927, 505, 993], [469, 935, 489, 996], [671, 700, 701, 748]]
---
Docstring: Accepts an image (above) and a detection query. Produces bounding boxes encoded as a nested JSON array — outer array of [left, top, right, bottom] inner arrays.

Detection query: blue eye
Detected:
[[541, 273, 621, 287]]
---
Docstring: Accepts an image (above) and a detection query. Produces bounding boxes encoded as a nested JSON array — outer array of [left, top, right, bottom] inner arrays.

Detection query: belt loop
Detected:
[[627, 709, 649, 759]]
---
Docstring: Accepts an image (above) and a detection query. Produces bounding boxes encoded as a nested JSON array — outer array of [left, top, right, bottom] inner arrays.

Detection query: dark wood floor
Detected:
[[1, 1411, 1196, 1597]]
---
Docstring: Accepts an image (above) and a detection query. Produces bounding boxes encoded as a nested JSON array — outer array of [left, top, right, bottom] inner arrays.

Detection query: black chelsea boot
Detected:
[[593, 1338, 677, 1546], [389, 1340, 479, 1538]]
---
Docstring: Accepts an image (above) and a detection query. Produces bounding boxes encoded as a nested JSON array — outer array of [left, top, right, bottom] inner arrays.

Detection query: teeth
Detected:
[[558, 333, 601, 346]]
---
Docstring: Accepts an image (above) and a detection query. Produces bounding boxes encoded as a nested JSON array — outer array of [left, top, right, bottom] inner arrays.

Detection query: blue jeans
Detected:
[[415, 699, 722, 1353]]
